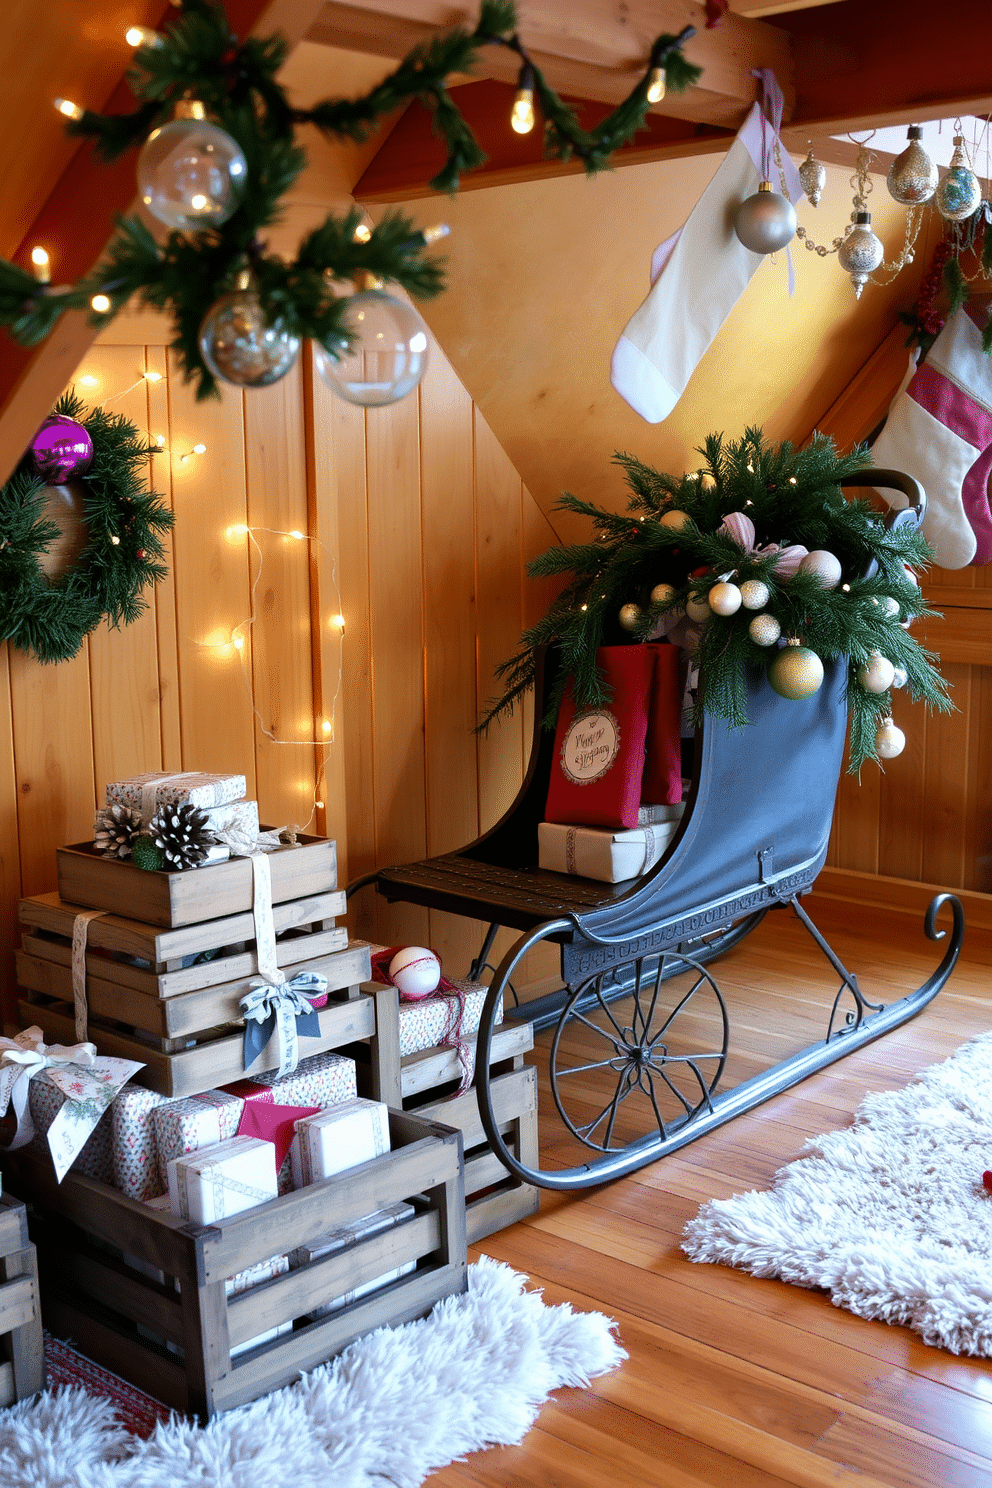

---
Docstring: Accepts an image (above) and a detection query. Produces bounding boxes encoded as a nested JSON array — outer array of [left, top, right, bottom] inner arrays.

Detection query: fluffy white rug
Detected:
[[682, 1029, 992, 1356], [0, 1258, 625, 1488]]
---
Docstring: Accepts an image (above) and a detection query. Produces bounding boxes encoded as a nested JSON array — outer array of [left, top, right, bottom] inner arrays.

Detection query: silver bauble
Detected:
[[875, 715, 906, 759], [768, 642, 824, 700], [734, 181, 797, 254], [886, 126, 938, 205], [685, 591, 711, 624], [137, 116, 246, 231], [650, 582, 676, 606], [739, 578, 770, 610], [659, 509, 691, 531], [798, 549, 843, 588], [199, 290, 301, 388], [708, 581, 742, 616], [749, 613, 781, 647], [618, 603, 642, 632], [936, 136, 982, 222], [798, 147, 826, 207], [838, 212, 884, 299], [858, 651, 896, 694]]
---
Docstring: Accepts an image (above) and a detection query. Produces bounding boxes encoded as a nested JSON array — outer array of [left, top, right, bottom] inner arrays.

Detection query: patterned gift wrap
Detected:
[[112, 1085, 175, 1201], [153, 1091, 243, 1190], [199, 799, 260, 857], [291, 1098, 390, 1188], [168, 1134, 278, 1223], [106, 771, 246, 816], [235, 1048, 357, 1108], [29, 1073, 113, 1183], [396, 982, 501, 1058]]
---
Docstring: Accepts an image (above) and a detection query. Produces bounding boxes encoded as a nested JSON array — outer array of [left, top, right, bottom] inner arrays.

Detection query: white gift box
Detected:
[[637, 802, 686, 826], [538, 818, 679, 883], [292, 1203, 416, 1319], [106, 771, 246, 816], [199, 799, 260, 857], [168, 1135, 277, 1223], [291, 1098, 390, 1188]]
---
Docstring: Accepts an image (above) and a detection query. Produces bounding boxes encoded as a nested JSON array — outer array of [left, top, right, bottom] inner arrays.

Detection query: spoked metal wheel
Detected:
[[549, 951, 729, 1152]]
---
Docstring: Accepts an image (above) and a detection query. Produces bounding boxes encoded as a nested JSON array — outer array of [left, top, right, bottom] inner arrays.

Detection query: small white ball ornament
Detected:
[[659, 509, 691, 532], [650, 583, 676, 606], [749, 613, 781, 646], [858, 651, 895, 693], [708, 581, 742, 616], [685, 591, 711, 624], [880, 595, 900, 617], [892, 665, 908, 689], [388, 946, 441, 1000], [768, 640, 824, 699], [739, 579, 770, 610], [798, 549, 843, 588], [875, 715, 906, 759], [618, 603, 642, 632]]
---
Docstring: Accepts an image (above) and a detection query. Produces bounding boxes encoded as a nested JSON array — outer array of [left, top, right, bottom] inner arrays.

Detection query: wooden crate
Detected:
[[17, 892, 373, 1098], [0, 1194, 44, 1405], [359, 983, 540, 1243], [11, 1110, 465, 1419], [57, 832, 336, 928]]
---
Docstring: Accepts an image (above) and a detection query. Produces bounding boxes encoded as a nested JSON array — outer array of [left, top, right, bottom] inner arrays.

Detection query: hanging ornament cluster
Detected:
[[483, 429, 951, 772]]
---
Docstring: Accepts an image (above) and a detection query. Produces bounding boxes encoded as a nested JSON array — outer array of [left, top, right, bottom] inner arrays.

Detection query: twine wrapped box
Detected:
[[168, 1134, 278, 1223], [396, 982, 499, 1059], [291, 1098, 390, 1188], [106, 771, 246, 816], [29, 1073, 113, 1184], [637, 802, 685, 826], [537, 818, 678, 883], [293, 1203, 416, 1319]]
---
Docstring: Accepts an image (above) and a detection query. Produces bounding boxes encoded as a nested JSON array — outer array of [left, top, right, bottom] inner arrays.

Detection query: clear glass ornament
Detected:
[[137, 117, 247, 231], [838, 212, 883, 299], [734, 181, 797, 254], [886, 125, 938, 205], [935, 135, 982, 222], [798, 147, 826, 207], [315, 290, 429, 407], [199, 289, 300, 387]]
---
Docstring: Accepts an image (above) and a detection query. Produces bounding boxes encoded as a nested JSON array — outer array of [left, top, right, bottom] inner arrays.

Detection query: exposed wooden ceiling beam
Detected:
[[306, 1, 795, 130], [0, 0, 330, 487]]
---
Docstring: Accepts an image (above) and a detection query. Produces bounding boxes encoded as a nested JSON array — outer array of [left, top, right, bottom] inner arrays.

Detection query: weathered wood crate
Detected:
[[17, 891, 373, 1098], [57, 832, 336, 928], [12, 1110, 465, 1419], [0, 1194, 44, 1405], [359, 982, 539, 1243]]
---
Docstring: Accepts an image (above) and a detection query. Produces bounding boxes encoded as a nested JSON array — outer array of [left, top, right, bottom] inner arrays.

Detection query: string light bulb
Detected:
[[192, 442, 207, 455], [30, 247, 51, 284], [54, 98, 84, 121], [321, 720, 332, 736], [511, 64, 536, 135], [91, 294, 111, 313], [143, 371, 163, 383], [353, 223, 372, 243], [79, 374, 98, 387], [125, 25, 162, 47], [646, 66, 666, 104]]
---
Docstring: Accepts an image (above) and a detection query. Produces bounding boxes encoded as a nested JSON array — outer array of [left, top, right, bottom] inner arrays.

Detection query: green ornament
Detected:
[[131, 833, 164, 872]]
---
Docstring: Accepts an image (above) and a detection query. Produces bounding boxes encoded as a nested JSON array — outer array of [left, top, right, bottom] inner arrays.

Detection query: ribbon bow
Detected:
[[239, 971, 328, 1079], [0, 1026, 143, 1181], [718, 511, 808, 578]]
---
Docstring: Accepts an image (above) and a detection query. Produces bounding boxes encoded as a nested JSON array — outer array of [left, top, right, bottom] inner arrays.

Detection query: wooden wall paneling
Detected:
[[365, 392, 430, 948], [242, 363, 318, 832], [828, 752, 880, 877], [145, 346, 182, 770], [79, 346, 166, 794], [302, 349, 350, 888], [419, 349, 482, 975], [165, 352, 257, 797], [876, 683, 925, 885], [0, 650, 23, 1025], [921, 662, 971, 890], [964, 665, 992, 894]]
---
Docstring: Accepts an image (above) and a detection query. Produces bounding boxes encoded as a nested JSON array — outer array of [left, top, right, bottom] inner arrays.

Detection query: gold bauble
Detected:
[[650, 582, 676, 606], [618, 603, 642, 632], [875, 715, 906, 759], [659, 509, 691, 532], [768, 643, 824, 700]]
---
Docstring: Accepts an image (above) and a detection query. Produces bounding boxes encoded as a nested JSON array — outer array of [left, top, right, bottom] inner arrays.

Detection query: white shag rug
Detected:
[[682, 1029, 992, 1356], [0, 1258, 625, 1488]]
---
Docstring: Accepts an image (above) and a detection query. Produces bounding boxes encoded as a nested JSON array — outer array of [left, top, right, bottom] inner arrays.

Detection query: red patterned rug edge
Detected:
[[43, 1335, 176, 1439]]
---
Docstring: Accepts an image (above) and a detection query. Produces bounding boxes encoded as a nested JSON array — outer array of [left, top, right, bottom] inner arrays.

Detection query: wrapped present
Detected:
[[292, 1203, 415, 1319], [168, 1135, 278, 1223], [230, 1048, 357, 1108], [29, 1072, 113, 1183], [637, 802, 686, 826], [291, 1098, 390, 1188], [153, 1091, 243, 1191], [106, 771, 246, 827], [537, 819, 679, 884], [113, 1085, 175, 1201], [199, 798, 260, 857], [397, 983, 501, 1059]]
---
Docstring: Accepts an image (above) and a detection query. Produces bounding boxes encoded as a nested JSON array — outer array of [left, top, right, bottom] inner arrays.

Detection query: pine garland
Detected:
[[0, 393, 173, 663], [0, 0, 700, 399], [482, 430, 951, 773]]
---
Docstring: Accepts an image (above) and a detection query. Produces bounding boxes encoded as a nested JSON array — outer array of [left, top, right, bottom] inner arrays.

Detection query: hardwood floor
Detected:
[[431, 902, 992, 1488]]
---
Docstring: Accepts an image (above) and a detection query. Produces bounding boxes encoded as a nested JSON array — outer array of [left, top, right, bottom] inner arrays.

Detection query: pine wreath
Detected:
[[0, 391, 174, 662], [482, 429, 953, 773]]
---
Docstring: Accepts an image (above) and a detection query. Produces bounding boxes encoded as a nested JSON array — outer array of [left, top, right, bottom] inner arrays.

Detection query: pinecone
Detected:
[[93, 803, 142, 859], [131, 833, 163, 872], [150, 803, 213, 871]]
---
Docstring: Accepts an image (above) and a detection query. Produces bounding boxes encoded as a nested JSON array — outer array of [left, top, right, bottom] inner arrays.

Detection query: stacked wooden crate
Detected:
[[0, 1195, 44, 1406], [9, 836, 467, 1418]]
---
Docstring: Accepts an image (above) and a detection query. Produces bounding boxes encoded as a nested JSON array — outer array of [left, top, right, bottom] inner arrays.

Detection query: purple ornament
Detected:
[[30, 415, 93, 483]]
